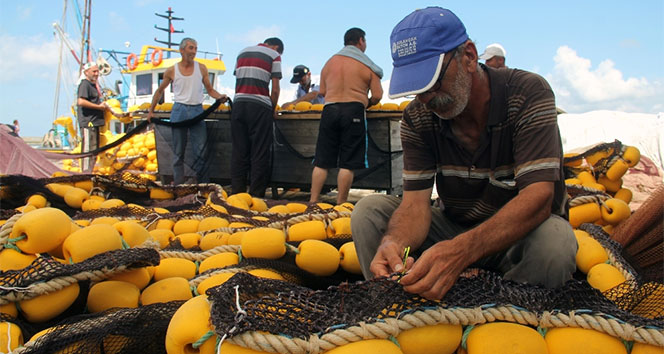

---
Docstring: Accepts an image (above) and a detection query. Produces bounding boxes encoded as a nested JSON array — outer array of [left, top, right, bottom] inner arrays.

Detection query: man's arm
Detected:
[[77, 97, 107, 111], [270, 77, 280, 109], [370, 188, 433, 278], [287, 90, 322, 106], [367, 71, 383, 107], [200, 64, 227, 101], [400, 181, 555, 300], [147, 67, 174, 122]]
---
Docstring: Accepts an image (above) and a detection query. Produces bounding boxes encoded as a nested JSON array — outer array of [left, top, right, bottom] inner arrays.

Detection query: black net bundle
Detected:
[[208, 270, 663, 352], [15, 301, 185, 354], [0, 248, 160, 304], [563, 139, 625, 179]]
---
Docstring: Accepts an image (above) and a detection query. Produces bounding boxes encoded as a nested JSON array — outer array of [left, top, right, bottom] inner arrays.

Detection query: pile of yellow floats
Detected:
[[1, 141, 662, 354]]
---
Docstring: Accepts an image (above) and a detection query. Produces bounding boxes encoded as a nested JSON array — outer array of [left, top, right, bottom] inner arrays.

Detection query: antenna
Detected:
[[154, 7, 184, 58]]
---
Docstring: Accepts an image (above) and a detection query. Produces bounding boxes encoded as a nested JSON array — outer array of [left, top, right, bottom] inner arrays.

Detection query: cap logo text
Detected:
[[393, 36, 417, 57]]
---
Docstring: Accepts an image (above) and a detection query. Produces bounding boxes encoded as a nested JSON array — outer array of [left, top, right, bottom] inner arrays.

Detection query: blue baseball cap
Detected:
[[388, 7, 469, 99]]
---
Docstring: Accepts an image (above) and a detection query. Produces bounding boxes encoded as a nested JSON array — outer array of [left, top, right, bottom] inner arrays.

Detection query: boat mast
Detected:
[[154, 7, 184, 59], [78, 0, 92, 73], [53, 0, 68, 123]]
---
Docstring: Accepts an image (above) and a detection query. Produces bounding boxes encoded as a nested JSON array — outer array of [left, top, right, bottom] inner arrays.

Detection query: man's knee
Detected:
[[351, 194, 400, 279], [517, 215, 577, 287]]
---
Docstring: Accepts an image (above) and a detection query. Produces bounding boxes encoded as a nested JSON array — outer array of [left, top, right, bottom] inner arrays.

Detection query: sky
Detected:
[[0, 0, 662, 137]]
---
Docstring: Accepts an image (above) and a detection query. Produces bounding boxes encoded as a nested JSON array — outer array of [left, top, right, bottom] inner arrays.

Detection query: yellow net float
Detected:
[[197, 216, 229, 232], [241, 228, 286, 259], [327, 217, 352, 237], [0, 321, 24, 352], [109, 267, 152, 290], [0, 248, 37, 272], [173, 232, 201, 249], [10, 207, 72, 254], [466, 322, 548, 354], [198, 252, 239, 273], [140, 277, 193, 306], [196, 272, 235, 295], [574, 232, 608, 274], [87, 280, 140, 313], [113, 220, 152, 247], [148, 228, 175, 249], [287, 220, 327, 241], [587, 263, 626, 292], [62, 224, 124, 263], [19, 283, 80, 323], [153, 258, 197, 281], [165, 295, 217, 354], [545, 327, 627, 354], [199, 231, 231, 251], [295, 239, 340, 276], [339, 241, 362, 274], [568, 202, 601, 228], [600, 198, 631, 225], [396, 323, 462, 354]]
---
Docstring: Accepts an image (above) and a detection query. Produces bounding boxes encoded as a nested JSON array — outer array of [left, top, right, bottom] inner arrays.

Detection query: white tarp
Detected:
[[558, 110, 664, 171]]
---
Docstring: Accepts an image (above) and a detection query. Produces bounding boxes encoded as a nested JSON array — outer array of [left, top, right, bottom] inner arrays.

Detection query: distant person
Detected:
[[479, 43, 507, 68], [309, 27, 383, 205], [231, 37, 284, 197], [282, 65, 325, 107], [148, 37, 227, 185], [11, 120, 19, 136], [77, 62, 111, 172]]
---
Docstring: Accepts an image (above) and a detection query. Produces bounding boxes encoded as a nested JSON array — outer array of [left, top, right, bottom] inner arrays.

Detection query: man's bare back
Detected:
[[320, 55, 382, 107]]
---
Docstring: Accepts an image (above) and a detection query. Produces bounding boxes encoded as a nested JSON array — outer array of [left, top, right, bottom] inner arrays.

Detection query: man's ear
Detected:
[[464, 41, 478, 72]]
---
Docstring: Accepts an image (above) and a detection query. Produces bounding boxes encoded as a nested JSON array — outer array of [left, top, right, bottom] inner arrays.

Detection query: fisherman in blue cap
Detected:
[[352, 7, 577, 300]]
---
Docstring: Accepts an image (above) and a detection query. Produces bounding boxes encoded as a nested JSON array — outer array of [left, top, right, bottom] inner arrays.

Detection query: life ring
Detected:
[[151, 49, 163, 66], [126, 53, 138, 70]]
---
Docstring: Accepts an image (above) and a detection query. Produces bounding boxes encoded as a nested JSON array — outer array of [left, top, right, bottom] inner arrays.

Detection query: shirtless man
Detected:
[[148, 37, 227, 185], [309, 27, 383, 204]]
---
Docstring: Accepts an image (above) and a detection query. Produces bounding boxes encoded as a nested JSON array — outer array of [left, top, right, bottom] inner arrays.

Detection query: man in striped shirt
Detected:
[[231, 37, 284, 197], [352, 7, 577, 300]]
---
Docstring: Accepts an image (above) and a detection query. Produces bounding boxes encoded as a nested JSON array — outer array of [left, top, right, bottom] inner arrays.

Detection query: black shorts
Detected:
[[313, 102, 368, 170]]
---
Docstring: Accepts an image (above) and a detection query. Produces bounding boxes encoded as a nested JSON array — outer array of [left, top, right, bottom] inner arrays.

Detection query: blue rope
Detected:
[[387, 335, 400, 348], [192, 330, 215, 349], [460, 325, 474, 350]]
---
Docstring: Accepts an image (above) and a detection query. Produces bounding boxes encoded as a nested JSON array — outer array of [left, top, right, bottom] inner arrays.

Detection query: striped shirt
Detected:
[[401, 65, 567, 226], [233, 43, 282, 108]]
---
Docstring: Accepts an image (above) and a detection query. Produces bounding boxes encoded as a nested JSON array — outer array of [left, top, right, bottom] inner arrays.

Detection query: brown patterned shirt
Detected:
[[401, 65, 567, 227]]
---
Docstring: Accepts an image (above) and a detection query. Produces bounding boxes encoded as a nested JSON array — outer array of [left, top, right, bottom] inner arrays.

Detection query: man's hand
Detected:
[[213, 93, 229, 102], [399, 238, 468, 300], [370, 238, 414, 278], [146, 111, 154, 123]]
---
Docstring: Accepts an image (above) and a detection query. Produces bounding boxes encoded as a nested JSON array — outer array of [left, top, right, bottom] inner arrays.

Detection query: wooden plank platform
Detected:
[[149, 111, 403, 195]]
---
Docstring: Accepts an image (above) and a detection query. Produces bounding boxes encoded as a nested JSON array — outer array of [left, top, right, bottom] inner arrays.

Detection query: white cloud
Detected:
[[547, 46, 663, 113], [0, 34, 60, 82], [17, 6, 32, 20], [225, 26, 282, 45]]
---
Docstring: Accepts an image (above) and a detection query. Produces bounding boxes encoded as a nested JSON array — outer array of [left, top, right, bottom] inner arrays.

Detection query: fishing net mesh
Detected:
[[0, 152, 661, 353]]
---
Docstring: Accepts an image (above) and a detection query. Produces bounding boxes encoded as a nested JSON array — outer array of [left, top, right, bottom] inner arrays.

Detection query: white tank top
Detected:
[[173, 61, 204, 105]]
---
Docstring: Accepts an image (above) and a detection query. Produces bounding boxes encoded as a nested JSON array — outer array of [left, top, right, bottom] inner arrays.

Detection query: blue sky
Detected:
[[1, 0, 662, 137]]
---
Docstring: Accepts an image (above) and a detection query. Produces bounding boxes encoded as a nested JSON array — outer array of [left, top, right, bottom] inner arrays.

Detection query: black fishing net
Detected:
[[0, 248, 159, 304], [563, 139, 624, 178], [16, 301, 184, 354]]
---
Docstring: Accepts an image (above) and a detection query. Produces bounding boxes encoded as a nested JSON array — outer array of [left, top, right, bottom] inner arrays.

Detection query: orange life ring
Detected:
[[126, 53, 138, 70], [151, 49, 163, 66]]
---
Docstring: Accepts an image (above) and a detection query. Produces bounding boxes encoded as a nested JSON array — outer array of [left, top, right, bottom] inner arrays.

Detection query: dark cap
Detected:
[[290, 65, 310, 84]]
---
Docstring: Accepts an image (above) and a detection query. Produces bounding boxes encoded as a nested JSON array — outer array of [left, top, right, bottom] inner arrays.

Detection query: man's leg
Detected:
[[171, 126, 188, 185], [309, 166, 329, 203], [190, 119, 209, 183], [230, 104, 250, 194], [248, 105, 273, 198], [336, 168, 354, 204], [478, 214, 577, 288], [351, 194, 401, 279]]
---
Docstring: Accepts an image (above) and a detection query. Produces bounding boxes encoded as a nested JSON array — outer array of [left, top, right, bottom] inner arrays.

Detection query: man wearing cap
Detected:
[[77, 62, 111, 172], [309, 27, 384, 205], [282, 65, 325, 107], [480, 43, 507, 68], [351, 7, 576, 300]]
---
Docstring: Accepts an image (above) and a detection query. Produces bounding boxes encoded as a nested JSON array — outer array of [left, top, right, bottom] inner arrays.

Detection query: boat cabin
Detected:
[[123, 45, 226, 108]]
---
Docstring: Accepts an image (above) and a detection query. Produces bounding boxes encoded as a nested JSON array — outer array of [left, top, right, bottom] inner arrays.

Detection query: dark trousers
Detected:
[[80, 125, 100, 173], [230, 100, 273, 197]]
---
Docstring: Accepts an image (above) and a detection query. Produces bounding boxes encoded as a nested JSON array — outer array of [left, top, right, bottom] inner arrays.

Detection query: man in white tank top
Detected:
[[148, 38, 227, 185]]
